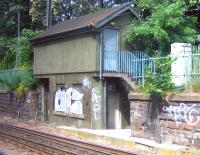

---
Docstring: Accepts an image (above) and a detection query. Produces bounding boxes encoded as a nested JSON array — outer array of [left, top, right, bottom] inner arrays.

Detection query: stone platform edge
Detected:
[[57, 127, 200, 155]]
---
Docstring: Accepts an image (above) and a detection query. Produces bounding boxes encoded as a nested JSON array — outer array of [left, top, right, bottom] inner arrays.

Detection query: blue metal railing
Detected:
[[103, 50, 200, 86], [103, 50, 138, 74], [103, 50, 154, 84]]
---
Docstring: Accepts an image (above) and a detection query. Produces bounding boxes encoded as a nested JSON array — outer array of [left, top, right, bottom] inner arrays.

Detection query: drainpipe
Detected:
[[99, 32, 103, 79], [103, 80, 107, 129]]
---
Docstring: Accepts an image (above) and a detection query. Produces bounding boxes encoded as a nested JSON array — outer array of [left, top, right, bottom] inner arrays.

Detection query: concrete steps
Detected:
[[103, 73, 137, 89]]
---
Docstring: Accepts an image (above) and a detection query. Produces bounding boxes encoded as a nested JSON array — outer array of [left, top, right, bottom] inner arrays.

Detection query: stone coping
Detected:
[[129, 93, 200, 102]]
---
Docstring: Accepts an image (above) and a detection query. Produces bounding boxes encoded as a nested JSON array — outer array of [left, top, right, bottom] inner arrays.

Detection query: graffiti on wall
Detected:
[[55, 76, 102, 120], [55, 87, 84, 114], [55, 88, 66, 112], [82, 76, 102, 120], [66, 87, 84, 114], [82, 76, 91, 90], [92, 87, 101, 120], [133, 105, 143, 118], [163, 103, 200, 127]]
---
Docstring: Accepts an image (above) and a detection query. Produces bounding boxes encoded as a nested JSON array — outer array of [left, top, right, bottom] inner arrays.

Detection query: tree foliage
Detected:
[[30, 0, 132, 27], [0, 29, 40, 69], [1, 0, 198, 95], [0, 0, 31, 37], [125, 0, 197, 55], [0, 0, 33, 69]]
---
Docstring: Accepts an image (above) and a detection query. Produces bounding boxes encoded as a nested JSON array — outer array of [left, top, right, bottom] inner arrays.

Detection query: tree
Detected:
[[125, 0, 197, 55], [98, 0, 132, 8], [0, 0, 32, 36], [0, 0, 32, 68], [30, 0, 133, 27], [29, 0, 46, 29], [0, 29, 40, 69]]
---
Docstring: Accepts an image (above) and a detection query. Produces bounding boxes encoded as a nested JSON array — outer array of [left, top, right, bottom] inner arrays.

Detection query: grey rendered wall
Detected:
[[34, 33, 97, 75]]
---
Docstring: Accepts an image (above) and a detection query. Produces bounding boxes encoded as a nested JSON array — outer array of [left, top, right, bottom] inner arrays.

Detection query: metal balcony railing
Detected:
[[103, 50, 154, 83], [103, 50, 200, 85]]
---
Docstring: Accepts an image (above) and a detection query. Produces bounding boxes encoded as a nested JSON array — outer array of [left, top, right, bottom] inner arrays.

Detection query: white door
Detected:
[[107, 90, 121, 129], [103, 29, 118, 72]]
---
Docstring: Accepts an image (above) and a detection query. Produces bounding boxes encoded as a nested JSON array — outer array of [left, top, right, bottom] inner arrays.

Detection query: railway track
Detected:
[[0, 124, 138, 155]]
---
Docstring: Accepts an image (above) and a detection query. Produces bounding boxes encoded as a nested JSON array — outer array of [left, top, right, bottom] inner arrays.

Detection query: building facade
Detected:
[[32, 4, 139, 129]]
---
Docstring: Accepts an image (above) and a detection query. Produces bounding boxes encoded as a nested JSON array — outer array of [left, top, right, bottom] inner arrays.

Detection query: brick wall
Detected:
[[129, 93, 200, 147], [0, 90, 39, 120]]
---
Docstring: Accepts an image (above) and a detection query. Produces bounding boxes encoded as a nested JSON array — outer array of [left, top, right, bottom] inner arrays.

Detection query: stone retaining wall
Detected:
[[0, 90, 39, 120], [129, 93, 200, 147]]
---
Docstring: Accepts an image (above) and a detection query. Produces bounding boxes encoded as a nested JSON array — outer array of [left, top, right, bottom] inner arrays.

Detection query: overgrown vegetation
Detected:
[[125, 0, 197, 55], [0, 29, 40, 69], [0, 0, 132, 96], [0, 68, 36, 97], [0, 28, 39, 97], [142, 54, 175, 98], [126, 0, 198, 100]]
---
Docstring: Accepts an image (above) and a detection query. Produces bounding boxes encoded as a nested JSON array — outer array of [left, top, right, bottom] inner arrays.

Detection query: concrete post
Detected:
[[171, 43, 192, 86]]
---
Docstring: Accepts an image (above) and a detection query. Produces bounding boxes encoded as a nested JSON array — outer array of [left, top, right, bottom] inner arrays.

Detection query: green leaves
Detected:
[[143, 55, 175, 97], [16, 29, 41, 67], [126, 0, 197, 54]]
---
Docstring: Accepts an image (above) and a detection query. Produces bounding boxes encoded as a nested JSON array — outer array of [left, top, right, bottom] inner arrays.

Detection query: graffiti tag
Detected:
[[82, 76, 91, 90], [163, 103, 200, 127], [92, 87, 101, 120]]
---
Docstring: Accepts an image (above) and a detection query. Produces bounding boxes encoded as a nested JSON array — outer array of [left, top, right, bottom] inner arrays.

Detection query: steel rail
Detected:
[[0, 124, 137, 155]]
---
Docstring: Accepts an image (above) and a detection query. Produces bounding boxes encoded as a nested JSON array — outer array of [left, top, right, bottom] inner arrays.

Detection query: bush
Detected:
[[143, 54, 175, 97], [0, 68, 36, 97]]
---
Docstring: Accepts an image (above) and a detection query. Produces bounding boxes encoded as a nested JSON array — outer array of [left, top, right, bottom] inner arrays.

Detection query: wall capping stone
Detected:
[[128, 93, 150, 100], [129, 92, 200, 102]]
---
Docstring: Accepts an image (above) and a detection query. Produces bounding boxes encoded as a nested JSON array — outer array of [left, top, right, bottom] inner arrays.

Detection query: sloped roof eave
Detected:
[[32, 26, 99, 45], [96, 6, 140, 28], [31, 25, 89, 42], [32, 4, 140, 45]]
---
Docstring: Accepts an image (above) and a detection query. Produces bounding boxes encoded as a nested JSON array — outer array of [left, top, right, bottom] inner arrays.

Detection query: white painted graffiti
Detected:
[[55, 89, 66, 112], [163, 103, 200, 127], [92, 87, 101, 103], [82, 76, 91, 90], [133, 105, 143, 118], [92, 87, 101, 120], [133, 111, 143, 118], [55, 87, 84, 115], [66, 87, 84, 115]]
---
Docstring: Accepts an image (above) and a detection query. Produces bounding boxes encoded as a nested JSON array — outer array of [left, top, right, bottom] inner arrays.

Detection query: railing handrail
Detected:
[[103, 50, 200, 86]]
